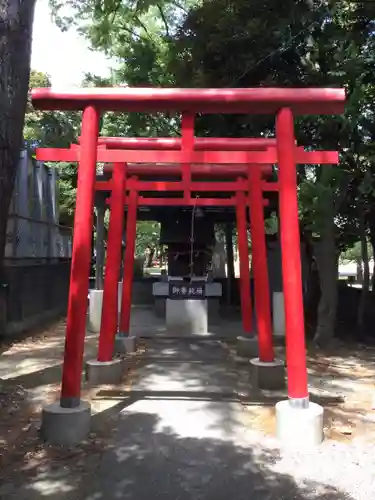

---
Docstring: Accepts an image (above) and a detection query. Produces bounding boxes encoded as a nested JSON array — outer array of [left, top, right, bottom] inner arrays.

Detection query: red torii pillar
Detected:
[[117, 186, 139, 352], [248, 168, 274, 362], [276, 108, 309, 405], [246, 168, 286, 390], [236, 189, 253, 335], [96, 163, 127, 365], [60, 106, 99, 408]]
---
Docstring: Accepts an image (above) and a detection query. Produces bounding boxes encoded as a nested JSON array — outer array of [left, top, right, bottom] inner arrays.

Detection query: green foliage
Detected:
[[135, 221, 160, 256], [25, 70, 80, 226], [340, 240, 373, 264], [45, 0, 375, 255], [25, 70, 80, 150]]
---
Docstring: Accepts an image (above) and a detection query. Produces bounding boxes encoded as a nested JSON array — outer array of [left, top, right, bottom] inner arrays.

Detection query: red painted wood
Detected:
[[236, 190, 252, 334], [31, 87, 346, 115], [36, 147, 339, 165], [276, 108, 309, 401], [248, 168, 274, 361], [98, 163, 126, 361], [95, 137, 277, 150], [119, 188, 138, 335], [60, 106, 99, 407]]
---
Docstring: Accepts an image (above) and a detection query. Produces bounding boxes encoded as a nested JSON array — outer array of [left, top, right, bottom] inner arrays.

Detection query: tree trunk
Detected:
[[0, 0, 36, 334], [301, 229, 320, 334], [146, 248, 155, 268], [366, 209, 375, 295], [357, 213, 370, 335], [313, 194, 338, 347], [356, 258, 363, 284]]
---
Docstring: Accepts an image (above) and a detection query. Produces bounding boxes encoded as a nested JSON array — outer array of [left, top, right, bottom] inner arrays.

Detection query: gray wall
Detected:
[[1, 152, 72, 337], [3, 261, 71, 336]]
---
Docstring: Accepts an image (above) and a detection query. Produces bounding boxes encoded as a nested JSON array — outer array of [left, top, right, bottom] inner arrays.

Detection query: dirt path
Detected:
[[0, 320, 144, 498], [1, 321, 375, 498]]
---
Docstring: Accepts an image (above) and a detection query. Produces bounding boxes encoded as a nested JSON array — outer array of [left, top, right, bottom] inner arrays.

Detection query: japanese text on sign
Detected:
[[169, 282, 206, 299]]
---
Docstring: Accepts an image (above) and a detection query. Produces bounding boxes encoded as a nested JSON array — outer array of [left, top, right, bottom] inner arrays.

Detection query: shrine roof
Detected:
[[31, 87, 346, 115]]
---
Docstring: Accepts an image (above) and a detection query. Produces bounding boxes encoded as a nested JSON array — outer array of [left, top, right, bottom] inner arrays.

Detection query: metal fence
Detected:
[[4, 151, 72, 261], [1, 151, 72, 336]]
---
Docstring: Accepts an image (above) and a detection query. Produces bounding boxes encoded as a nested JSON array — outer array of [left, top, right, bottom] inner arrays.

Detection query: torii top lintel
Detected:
[[31, 87, 346, 115]]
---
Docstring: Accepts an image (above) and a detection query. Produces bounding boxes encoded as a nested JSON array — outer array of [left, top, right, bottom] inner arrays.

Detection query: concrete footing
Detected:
[[114, 335, 137, 354], [87, 289, 103, 333], [40, 400, 91, 446], [272, 291, 285, 337], [236, 336, 258, 357], [276, 400, 324, 448], [166, 298, 208, 336], [154, 297, 166, 318], [86, 358, 124, 385], [250, 358, 285, 390]]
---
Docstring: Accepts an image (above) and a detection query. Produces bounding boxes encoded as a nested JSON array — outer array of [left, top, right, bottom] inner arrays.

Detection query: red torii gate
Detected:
[[37, 140, 338, 370], [32, 87, 345, 447]]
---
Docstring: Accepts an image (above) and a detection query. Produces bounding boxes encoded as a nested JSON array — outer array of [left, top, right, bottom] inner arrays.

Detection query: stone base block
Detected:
[[85, 358, 124, 385], [40, 401, 91, 446], [87, 289, 103, 333], [276, 400, 324, 448], [250, 358, 285, 390], [154, 297, 166, 318], [236, 336, 258, 358], [114, 335, 137, 354], [208, 298, 220, 325], [166, 299, 208, 336]]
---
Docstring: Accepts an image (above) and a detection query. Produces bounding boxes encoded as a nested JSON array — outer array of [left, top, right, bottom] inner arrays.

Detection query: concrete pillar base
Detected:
[[40, 401, 91, 446], [115, 334, 137, 354], [154, 297, 166, 318], [87, 289, 103, 333], [166, 298, 208, 336], [272, 292, 285, 337], [236, 336, 258, 358], [85, 358, 124, 385], [250, 358, 285, 390], [208, 298, 220, 325], [276, 400, 324, 448]]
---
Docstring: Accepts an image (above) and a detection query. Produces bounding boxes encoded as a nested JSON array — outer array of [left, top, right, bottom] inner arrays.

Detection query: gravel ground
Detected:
[[271, 439, 375, 500], [2, 321, 375, 499], [84, 339, 375, 500]]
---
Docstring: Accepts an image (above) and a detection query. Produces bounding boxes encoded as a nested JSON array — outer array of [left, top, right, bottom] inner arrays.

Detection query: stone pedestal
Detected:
[[250, 358, 285, 390], [276, 400, 324, 448], [86, 359, 124, 385], [154, 297, 166, 318], [236, 336, 258, 357], [166, 298, 208, 336], [41, 401, 91, 446], [273, 292, 285, 337], [87, 289, 103, 333], [153, 281, 222, 328], [114, 335, 137, 354], [208, 298, 220, 324]]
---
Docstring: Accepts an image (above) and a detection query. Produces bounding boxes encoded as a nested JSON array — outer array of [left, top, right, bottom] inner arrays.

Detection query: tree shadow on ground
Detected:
[[306, 342, 375, 442], [86, 411, 356, 500], [0, 408, 356, 500]]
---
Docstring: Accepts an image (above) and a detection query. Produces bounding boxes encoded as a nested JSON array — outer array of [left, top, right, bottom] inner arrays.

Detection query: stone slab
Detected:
[[276, 400, 324, 448], [40, 401, 91, 446], [86, 359, 124, 385], [166, 298, 208, 336], [250, 358, 285, 390]]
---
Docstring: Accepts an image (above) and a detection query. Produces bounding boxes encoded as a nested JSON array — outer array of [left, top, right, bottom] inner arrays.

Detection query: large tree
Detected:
[[0, 0, 37, 330]]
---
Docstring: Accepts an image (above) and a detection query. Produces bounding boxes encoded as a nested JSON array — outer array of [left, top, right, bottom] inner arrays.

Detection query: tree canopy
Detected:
[[5, 0, 372, 342]]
